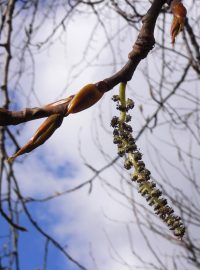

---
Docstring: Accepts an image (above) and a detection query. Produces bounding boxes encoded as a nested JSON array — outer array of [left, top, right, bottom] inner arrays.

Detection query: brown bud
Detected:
[[67, 84, 104, 114], [172, 3, 187, 18], [8, 114, 63, 162], [171, 3, 187, 44]]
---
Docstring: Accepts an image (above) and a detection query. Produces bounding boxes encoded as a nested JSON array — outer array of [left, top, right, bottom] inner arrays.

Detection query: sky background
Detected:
[[1, 1, 199, 270]]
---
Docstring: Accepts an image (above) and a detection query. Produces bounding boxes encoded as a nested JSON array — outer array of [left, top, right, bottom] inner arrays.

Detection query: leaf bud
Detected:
[[67, 84, 104, 114]]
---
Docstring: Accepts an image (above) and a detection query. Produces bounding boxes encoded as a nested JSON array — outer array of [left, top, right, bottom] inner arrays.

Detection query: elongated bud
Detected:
[[67, 84, 104, 114], [8, 114, 63, 162], [170, 3, 187, 44]]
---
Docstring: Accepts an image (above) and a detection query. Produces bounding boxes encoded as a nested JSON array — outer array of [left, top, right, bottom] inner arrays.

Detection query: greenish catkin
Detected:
[[110, 82, 185, 238]]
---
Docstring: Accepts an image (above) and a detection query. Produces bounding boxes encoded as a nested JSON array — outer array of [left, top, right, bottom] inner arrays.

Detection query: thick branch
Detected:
[[0, 0, 166, 126], [103, 0, 165, 89], [0, 96, 74, 125]]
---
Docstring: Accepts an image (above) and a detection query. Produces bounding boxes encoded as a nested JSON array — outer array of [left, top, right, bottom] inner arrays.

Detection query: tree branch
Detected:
[[0, 0, 167, 127]]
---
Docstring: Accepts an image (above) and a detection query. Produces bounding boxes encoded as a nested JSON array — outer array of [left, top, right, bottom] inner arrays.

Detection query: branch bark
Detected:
[[0, 0, 166, 126]]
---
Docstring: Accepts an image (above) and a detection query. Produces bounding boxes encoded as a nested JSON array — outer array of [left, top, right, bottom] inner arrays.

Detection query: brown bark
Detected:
[[0, 0, 168, 126]]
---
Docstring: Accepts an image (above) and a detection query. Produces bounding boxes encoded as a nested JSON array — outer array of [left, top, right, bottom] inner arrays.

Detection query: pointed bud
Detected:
[[8, 114, 63, 162], [171, 3, 187, 44]]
